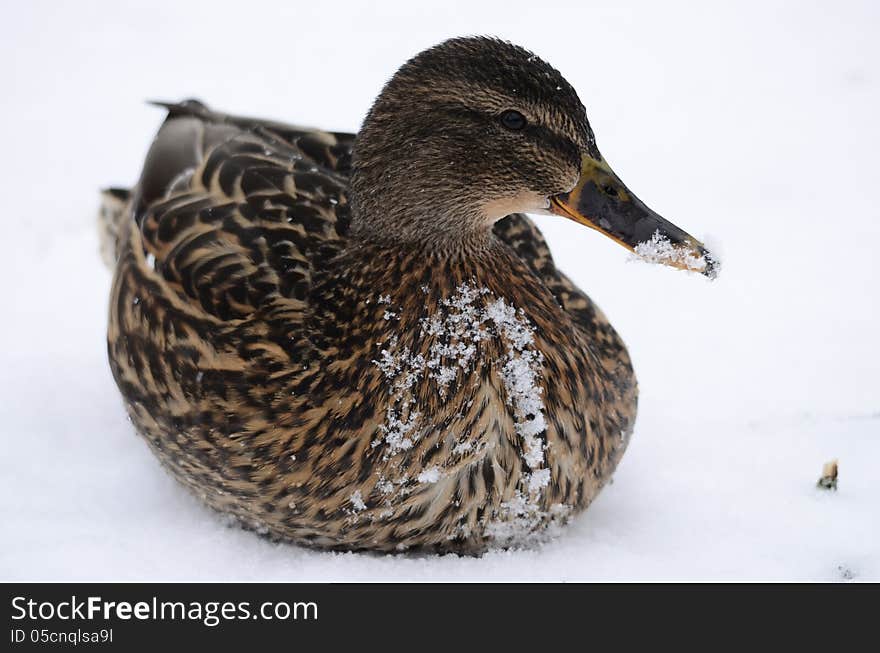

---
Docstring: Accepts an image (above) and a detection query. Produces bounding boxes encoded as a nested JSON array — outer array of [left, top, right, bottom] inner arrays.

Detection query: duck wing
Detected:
[[129, 100, 353, 322]]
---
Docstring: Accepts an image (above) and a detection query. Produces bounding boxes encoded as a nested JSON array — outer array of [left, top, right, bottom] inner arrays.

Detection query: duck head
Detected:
[[350, 36, 717, 277]]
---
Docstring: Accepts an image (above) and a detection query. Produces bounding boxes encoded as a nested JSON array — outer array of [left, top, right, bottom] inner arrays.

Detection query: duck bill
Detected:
[[550, 155, 719, 278]]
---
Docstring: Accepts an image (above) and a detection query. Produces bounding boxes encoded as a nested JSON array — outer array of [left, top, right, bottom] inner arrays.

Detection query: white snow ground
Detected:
[[1, 0, 878, 581]]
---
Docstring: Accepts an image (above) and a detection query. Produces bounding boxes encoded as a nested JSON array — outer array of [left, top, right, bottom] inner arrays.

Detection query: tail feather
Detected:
[[98, 187, 131, 269]]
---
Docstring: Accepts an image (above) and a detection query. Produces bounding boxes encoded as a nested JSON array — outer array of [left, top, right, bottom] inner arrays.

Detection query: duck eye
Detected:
[[500, 110, 527, 131]]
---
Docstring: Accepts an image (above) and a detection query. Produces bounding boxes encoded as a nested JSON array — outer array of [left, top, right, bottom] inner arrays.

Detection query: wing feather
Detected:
[[132, 102, 351, 321]]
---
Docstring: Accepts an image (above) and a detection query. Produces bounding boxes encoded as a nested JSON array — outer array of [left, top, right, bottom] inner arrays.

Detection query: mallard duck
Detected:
[[104, 36, 716, 554]]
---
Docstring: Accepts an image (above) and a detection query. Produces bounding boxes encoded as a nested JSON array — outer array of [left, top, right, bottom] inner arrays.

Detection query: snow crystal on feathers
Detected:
[[370, 283, 558, 545]]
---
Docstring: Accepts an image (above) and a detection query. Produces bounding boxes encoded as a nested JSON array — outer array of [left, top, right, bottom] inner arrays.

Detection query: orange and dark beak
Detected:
[[550, 155, 719, 278]]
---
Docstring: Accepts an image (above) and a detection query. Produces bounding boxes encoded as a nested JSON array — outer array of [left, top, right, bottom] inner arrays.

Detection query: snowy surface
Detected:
[[1, 0, 878, 581]]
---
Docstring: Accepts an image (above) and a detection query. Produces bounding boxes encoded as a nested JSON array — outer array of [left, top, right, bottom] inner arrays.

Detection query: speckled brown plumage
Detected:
[[105, 38, 639, 554]]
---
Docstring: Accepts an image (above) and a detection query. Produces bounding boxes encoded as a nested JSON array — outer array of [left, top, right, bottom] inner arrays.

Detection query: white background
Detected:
[[1, 0, 877, 580]]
